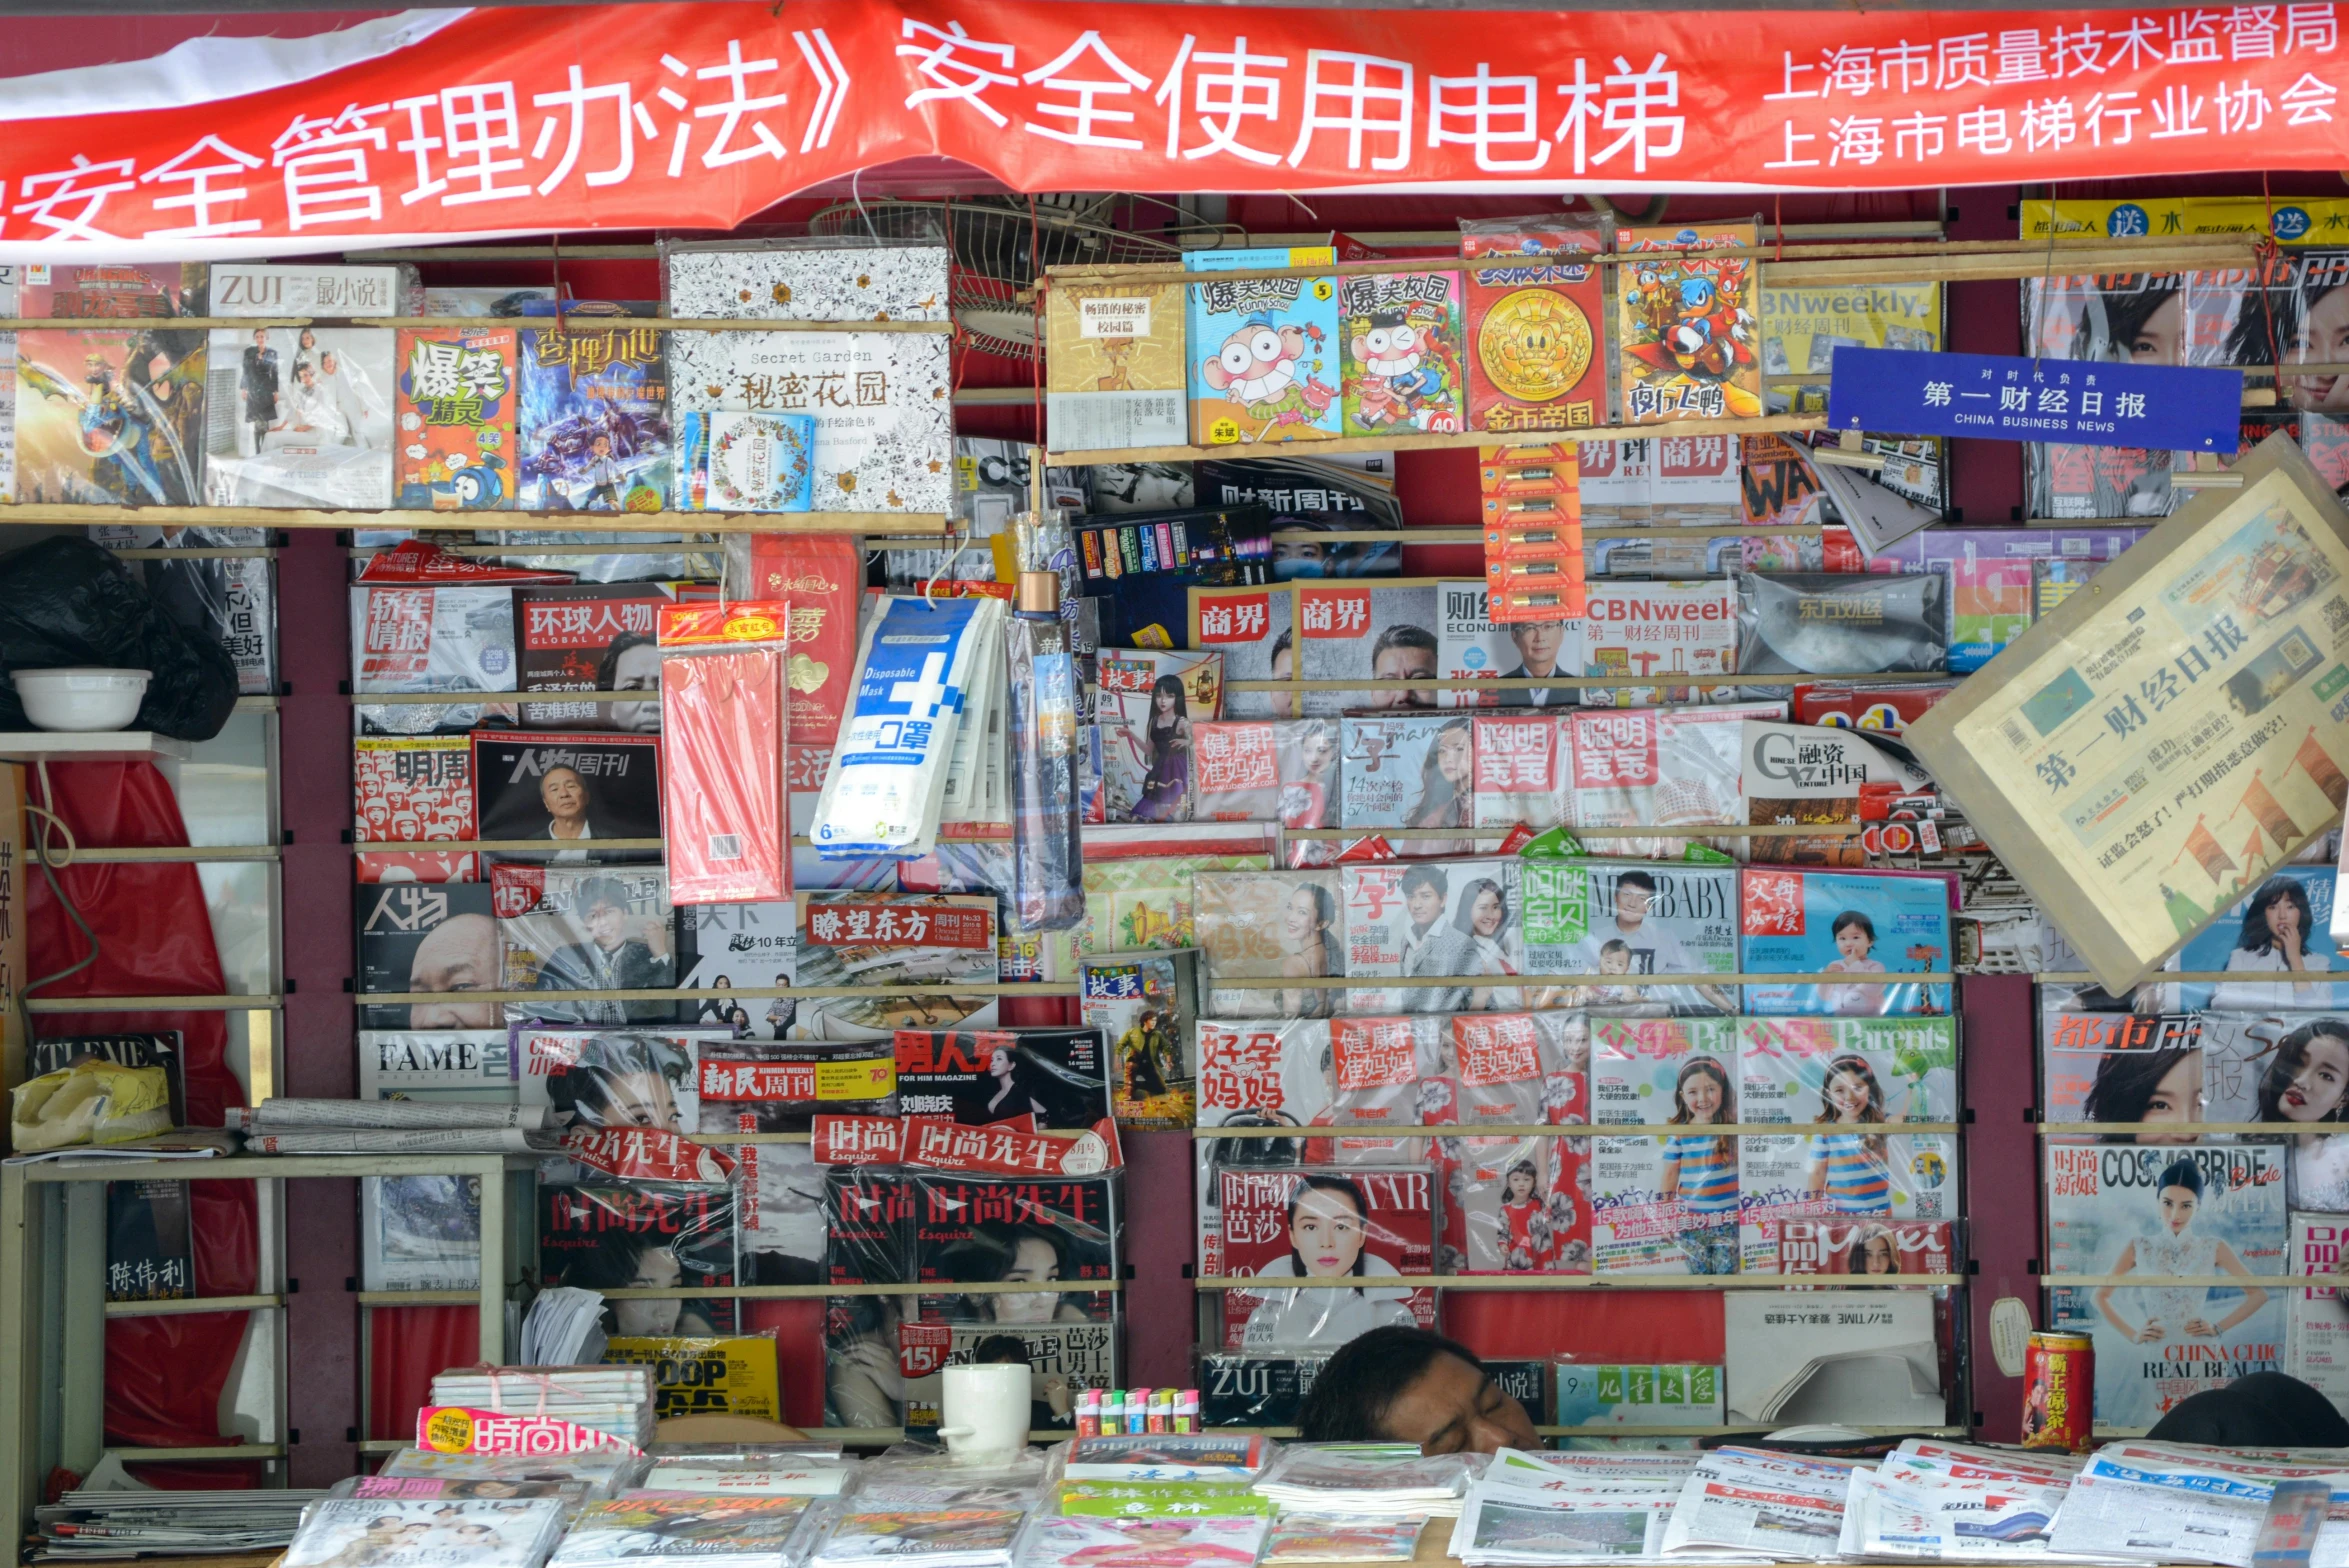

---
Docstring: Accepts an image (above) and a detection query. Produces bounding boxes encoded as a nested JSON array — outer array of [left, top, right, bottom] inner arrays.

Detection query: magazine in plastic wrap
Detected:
[[515, 583, 670, 730], [1735, 1016, 1959, 1273], [354, 735, 475, 844], [1521, 860, 1738, 1014], [893, 1027, 1112, 1129], [204, 326, 393, 508], [1199, 1355, 1326, 1429], [791, 894, 999, 1041], [2287, 1213, 2349, 1416], [494, 863, 683, 1025], [540, 1182, 739, 1337], [1340, 714, 1476, 841], [679, 901, 798, 1037], [1293, 581, 1442, 716], [1437, 1134, 1590, 1275], [1080, 948, 1199, 1129], [1440, 582, 1582, 710], [1567, 703, 1779, 859], [361, 1172, 483, 1291], [284, 1498, 568, 1568], [899, 1318, 1117, 1436], [1193, 870, 1346, 1020], [1471, 714, 1572, 832], [1739, 868, 1954, 1017], [909, 1169, 1117, 1324], [1206, 1165, 1436, 1352], [1589, 1017, 1741, 1276], [2038, 1008, 2270, 1139], [1342, 860, 1522, 1015], [356, 881, 501, 1030], [1191, 720, 1344, 834], [1451, 1010, 1587, 1126], [1196, 1018, 1335, 1137], [1579, 581, 1738, 707], [2046, 1141, 2288, 1431], [2162, 865, 2349, 1013], [349, 584, 516, 697]]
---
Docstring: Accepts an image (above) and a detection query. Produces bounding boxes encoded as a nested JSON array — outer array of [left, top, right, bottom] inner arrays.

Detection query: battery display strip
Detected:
[[1482, 444, 1587, 621]]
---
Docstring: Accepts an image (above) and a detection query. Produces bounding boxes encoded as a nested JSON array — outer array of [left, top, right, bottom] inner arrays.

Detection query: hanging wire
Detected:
[[20, 759, 99, 1050]]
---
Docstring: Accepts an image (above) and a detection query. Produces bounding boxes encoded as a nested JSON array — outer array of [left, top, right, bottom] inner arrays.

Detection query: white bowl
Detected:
[[12, 667, 151, 732]]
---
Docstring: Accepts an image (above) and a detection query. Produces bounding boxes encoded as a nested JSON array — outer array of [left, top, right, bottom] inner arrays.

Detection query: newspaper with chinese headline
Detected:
[[1908, 435, 2349, 995], [2044, 1443, 2349, 1567], [1656, 1449, 1862, 1563]]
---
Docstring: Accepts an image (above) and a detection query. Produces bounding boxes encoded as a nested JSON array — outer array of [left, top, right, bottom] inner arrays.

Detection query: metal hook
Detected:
[[923, 521, 972, 604]]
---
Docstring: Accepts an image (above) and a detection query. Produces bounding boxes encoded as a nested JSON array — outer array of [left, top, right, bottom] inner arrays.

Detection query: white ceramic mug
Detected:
[[937, 1362, 1031, 1463]]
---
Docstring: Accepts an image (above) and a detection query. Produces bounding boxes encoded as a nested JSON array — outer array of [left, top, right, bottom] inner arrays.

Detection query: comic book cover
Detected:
[[517, 324, 671, 513], [539, 1182, 739, 1329], [17, 326, 206, 506], [1191, 585, 1295, 720], [1579, 581, 1739, 707], [1193, 869, 1346, 1021], [2045, 1142, 2287, 1430], [1471, 713, 1573, 832], [353, 735, 474, 844], [1463, 219, 1608, 436], [1759, 280, 1940, 414], [1185, 247, 1341, 447], [1296, 582, 1442, 716], [910, 1170, 1117, 1320], [515, 584, 669, 730], [1567, 703, 1778, 858], [1210, 1164, 1436, 1352], [356, 881, 501, 1030], [349, 584, 516, 696], [2039, 1008, 2270, 1134], [1436, 1134, 1590, 1276], [1339, 714, 1474, 838], [1442, 582, 1582, 711], [396, 326, 516, 511], [1341, 860, 1522, 1015], [203, 326, 392, 508], [2287, 1214, 2349, 1415], [1192, 721, 1343, 833], [789, 893, 998, 1041], [1589, 1016, 1742, 1276], [1046, 280, 1188, 453], [1082, 949, 1198, 1128], [493, 862, 683, 1026], [894, 1027, 1111, 1129], [899, 1319, 1117, 1435], [667, 329, 951, 512], [1337, 271, 1465, 437], [1519, 860, 1739, 1014], [1616, 223, 1761, 424], [1739, 868, 1954, 1017], [1735, 1016, 1960, 1273], [472, 730, 661, 842]]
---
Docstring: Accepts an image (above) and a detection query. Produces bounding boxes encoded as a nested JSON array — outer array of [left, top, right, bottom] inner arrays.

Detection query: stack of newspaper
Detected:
[[2047, 1442, 2349, 1566], [229, 1098, 558, 1154], [806, 1507, 1033, 1568], [428, 1364, 658, 1451], [1658, 1448, 1866, 1562], [1841, 1440, 2086, 1561], [32, 1490, 329, 1559], [1254, 1443, 1482, 1517], [1450, 1449, 1701, 1564]]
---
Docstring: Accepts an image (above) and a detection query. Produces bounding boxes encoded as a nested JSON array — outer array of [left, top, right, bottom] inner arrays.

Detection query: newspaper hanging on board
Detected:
[[1909, 434, 2349, 996]]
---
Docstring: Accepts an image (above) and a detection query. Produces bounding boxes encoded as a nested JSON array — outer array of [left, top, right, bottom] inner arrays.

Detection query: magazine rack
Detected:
[[0, 1152, 509, 1547]]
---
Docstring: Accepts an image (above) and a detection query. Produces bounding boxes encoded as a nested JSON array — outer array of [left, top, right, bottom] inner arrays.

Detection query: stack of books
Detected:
[[1255, 1444, 1480, 1518], [1061, 1434, 1267, 1483], [32, 1490, 328, 1559], [428, 1364, 659, 1451]]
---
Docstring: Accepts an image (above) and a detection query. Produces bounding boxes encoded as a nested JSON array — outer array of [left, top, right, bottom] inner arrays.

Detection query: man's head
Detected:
[[1400, 865, 1448, 928], [1297, 1326, 1539, 1455], [1369, 624, 1438, 708], [1507, 620, 1567, 677], [407, 913, 500, 1028]]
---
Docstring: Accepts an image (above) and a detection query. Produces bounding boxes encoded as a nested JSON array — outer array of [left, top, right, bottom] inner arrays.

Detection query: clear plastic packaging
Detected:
[[658, 603, 792, 905], [1006, 512, 1085, 931]]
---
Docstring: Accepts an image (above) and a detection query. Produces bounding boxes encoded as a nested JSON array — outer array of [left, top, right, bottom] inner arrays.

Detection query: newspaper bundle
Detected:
[[1656, 1448, 1865, 1563], [1838, 1441, 2087, 1562], [2044, 1443, 2349, 1567]]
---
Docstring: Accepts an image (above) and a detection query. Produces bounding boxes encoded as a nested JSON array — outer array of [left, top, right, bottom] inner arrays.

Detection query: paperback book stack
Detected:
[[33, 1490, 329, 1560], [1253, 1443, 1480, 1518], [427, 1364, 658, 1451], [548, 1496, 815, 1568], [1063, 1433, 1269, 1482], [284, 1498, 569, 1568]]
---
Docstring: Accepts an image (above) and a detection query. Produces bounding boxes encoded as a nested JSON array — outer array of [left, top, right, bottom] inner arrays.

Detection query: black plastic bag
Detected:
[[0, 536, 239, 740]]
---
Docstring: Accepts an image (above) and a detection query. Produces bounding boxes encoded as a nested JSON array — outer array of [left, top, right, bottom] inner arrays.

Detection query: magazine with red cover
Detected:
[[1208, 1164, 1437, 1352], [515, 582, 669, 730], [1453, 1010, 1587, 1126], [910, 1170, 1117, 1324], [1436, 1133, 1590, 1275], [354, 735, 475, 843]]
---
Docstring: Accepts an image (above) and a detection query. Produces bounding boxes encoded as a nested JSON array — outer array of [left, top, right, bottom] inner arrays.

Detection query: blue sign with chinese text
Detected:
[[1826, 346, 2241, 452]]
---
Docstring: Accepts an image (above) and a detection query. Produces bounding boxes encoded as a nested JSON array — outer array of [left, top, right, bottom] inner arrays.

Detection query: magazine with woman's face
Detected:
[[538, 1180, 739, 1339], [1191, 719, 1343, 830], [2037, 1007, 2272, 1137], [1437, 1133, 1590, 1275], [910, 1170, 1116, 1325], [1739, 867, 1952, 1018], [2044, 1141, 2287, 1431], [1341, 859, 1522, 1015], [1209, 1164, 1436, 1352], [1192, 870, 1346, 1020], [1339, 714, 1471, 832], [285, 1497, 568, 1568], [2163, 866, 2349, 1012]]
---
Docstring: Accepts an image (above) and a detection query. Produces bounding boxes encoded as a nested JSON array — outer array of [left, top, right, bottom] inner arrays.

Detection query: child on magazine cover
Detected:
[[1659, 1056, 1739, 1275], [1499, 1159, 1558, 1271], [1804, 1053, 1913, 1215], [2093, 1157, 2271, 1346], [1817, 910, 1892, 1015]]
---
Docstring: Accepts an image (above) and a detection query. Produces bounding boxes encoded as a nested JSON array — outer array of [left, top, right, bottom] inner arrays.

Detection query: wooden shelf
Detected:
[[0, 504, 947, 535]]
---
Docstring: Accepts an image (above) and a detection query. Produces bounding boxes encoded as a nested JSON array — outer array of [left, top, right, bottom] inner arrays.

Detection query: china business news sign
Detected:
[[9, 1, 2349, 257], [1828, 346, 2244, 451]]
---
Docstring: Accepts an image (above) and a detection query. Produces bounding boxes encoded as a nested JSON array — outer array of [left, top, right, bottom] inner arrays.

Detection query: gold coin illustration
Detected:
[[1479, 289, 1592, 403]]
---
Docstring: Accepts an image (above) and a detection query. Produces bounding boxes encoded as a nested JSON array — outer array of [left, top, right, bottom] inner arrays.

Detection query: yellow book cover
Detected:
[[1046, 280, 1187, 453], [605, 1334, 781, 1419], [1617, 222, 1761, 425]]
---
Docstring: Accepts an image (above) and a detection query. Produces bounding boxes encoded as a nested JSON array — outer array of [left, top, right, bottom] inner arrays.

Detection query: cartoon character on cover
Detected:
[[1658, 1055, 1739, 1276], [1625, 262, 1755, 393], [1806, 1053, 1919, 1215], [2093, 1155, 2268, 1345], [1351, 309, 1457, 431], [1203, 313, 1334, 440]]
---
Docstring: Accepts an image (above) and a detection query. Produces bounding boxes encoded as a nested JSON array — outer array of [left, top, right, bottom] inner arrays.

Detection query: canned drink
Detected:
[[2021, 1331, 2093, 1453]]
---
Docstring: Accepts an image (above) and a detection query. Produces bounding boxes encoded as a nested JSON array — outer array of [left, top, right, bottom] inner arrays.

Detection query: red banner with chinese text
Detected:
[[4, 0, 2347, 258]]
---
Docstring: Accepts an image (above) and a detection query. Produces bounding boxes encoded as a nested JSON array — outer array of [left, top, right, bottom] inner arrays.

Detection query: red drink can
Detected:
[[2021, 1331, 2093, 1453]]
